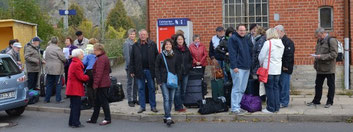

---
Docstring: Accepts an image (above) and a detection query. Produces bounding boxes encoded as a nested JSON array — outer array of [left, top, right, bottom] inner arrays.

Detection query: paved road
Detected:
[[1, 111, 353, 132]]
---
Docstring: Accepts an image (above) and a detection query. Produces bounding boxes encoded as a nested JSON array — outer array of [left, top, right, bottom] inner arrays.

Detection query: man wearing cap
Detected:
[[7, 42, 22, 68], [25, 37, 45, 90], [73, 31, 89, 51], [209, 26, 225, 63]]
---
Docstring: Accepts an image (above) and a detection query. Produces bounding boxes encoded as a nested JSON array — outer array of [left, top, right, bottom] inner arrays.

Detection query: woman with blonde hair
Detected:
[[258, 28, 284, 113]]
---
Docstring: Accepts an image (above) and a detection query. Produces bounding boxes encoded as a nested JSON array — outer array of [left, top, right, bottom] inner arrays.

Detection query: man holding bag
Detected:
[[227, 24, 253, 115]]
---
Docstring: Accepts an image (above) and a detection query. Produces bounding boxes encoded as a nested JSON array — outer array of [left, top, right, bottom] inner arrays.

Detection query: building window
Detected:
[[319, 7, 333, 30], [223, 0, 269, 29]]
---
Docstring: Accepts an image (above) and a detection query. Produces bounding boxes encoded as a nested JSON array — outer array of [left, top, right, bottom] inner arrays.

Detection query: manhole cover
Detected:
[[0, 123, 10, 128]]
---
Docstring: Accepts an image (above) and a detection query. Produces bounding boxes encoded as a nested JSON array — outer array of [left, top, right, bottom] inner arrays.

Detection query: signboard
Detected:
[[158, 18, 189, 27], [157, 26, 175, 52], [59, 10, 77, 15]]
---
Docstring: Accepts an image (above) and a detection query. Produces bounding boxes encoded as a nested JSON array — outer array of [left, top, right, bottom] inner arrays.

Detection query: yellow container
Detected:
[[0, 19, 37, 63]]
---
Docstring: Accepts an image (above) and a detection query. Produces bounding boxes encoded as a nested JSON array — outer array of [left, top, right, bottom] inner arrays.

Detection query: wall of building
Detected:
[[148, 0, 223, 52]]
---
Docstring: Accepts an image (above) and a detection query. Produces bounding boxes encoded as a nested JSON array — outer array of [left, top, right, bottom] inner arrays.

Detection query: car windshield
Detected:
[[0, 57, 21, 77]]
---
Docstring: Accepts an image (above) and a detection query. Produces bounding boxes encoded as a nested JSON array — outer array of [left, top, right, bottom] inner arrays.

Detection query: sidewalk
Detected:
[[26, 63, 353, 123]]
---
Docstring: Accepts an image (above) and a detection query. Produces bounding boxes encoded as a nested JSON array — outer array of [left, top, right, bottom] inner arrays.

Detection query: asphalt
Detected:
[[1, 111, 353, 132], [24, 63, 353, 123]]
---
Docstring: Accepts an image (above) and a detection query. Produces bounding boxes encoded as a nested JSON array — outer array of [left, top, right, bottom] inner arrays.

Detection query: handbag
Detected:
[[162, 53, 178, 89], [240, 94, 262, 112], [213, 61, 224, 79], [256, 40, 272, 83]]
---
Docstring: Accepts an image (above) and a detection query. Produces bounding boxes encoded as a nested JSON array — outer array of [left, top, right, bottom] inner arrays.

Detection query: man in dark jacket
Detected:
[[129, 29, 158, 113], [209, 26, 225, 66], [275, 25, 295, 108], [307, 27, 338, 108], [228, 24, 253, 115]]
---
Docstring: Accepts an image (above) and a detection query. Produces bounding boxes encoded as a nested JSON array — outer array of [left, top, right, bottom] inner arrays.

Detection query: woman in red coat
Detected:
[[65, 49, 89, 128], [189, 35, 208, 74], [86, 43, 112, 126]]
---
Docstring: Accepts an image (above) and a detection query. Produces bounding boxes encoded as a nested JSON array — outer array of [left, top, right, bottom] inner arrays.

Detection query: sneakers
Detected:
[[230, 109, 247, 115], [137, 108, 146, 113], [261, 109, 274, 114], [165, 118, 174, 127], [151, 107, 158, 113], [128, 101, 135, 107], [324, 104, 332, 108], [306, 102, 320, 106]]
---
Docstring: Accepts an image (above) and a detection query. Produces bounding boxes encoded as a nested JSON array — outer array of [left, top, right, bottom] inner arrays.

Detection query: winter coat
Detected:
[[64, 45, 77, 67], [44, 44, 67, 75], [93, 52, 111, 89], [65, 57, 89, 96], [7, 49, 21, 62], [174, 44, 193, 75], [24, 43, 42, 72], [155, 51, 180, 84], [129, 39, 159, 79], [228, 32, 253, 70], [73, 37, 89, 51], [209, 35, 223, 60], [189, 43, 207, 67], [281, 35, 295, 74], [314, 35, 338, 74], [123, 38, 134, 70], [82, 54, 96, 71], [251, 35, 266, 75], [258, 39, 285, 75], [216, 37, 230, 63]]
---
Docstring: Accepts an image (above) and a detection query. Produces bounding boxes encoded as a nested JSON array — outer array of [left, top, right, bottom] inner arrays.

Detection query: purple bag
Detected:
[[240, 94, 262, 112]]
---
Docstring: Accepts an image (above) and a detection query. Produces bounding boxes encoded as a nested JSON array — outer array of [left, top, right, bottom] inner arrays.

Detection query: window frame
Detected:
[[222, 0, 269, 29], [318, 6, 333, 30]]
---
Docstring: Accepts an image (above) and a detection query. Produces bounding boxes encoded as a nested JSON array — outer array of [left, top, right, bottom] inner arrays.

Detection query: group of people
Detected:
[[124, 24, 338, 125], [123, 29, 208, 125], [8, 31, 113, 128]]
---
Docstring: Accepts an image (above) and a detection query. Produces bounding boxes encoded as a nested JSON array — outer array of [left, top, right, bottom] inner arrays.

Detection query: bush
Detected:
[[104, 39, 124, 59]]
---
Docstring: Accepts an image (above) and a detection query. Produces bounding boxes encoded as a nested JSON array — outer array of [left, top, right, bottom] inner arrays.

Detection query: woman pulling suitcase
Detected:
[[155, 39, 180, 126]]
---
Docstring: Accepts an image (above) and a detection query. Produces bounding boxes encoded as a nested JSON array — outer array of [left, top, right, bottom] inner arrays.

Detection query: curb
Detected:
[[26, 105, 353, 123]]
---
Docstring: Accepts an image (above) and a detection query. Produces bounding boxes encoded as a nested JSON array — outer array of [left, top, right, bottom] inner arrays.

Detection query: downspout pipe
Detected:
[[344, 0, 350, 89]]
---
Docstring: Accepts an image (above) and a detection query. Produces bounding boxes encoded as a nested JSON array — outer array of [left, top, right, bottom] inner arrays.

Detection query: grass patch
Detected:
[[337, 90, 353, 98], [290, 89, 301, 95]]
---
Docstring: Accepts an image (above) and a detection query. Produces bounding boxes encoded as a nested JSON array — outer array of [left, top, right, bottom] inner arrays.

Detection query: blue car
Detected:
[[0, 54, 28, 116]]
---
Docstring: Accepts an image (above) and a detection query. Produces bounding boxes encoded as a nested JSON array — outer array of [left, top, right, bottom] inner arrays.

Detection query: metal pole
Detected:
[[344, 0, 350, 89], [63, 0, 69, 32], [100, 0, 105, 41]]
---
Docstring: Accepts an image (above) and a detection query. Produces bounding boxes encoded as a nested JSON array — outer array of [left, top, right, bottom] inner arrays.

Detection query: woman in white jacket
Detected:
[[258, 28, 285, 113]]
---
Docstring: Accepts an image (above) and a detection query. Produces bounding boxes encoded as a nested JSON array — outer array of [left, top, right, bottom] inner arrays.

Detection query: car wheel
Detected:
[[5, 106, 26, 116]]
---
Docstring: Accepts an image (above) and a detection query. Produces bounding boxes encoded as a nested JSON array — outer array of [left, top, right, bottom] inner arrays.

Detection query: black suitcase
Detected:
[[184, 79, 203, 108], [108, 77, 125, 102], [245, 78, 260, 96], [189, 67, 204, 80]]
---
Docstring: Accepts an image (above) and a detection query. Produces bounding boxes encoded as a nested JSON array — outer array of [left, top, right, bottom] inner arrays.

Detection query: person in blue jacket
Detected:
[[227, 24, 253, 115]]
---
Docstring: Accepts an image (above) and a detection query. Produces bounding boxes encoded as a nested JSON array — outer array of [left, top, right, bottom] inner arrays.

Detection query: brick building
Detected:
[[147, 0, 353, 89]]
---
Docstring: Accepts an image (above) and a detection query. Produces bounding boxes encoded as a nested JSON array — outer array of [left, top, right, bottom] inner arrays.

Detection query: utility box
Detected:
[[156, 18, 193, 52], [0, 19, 37, 63]]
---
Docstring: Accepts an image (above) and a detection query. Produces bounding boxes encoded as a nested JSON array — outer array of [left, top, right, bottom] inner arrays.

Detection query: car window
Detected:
[[0, 57, 21, 77]]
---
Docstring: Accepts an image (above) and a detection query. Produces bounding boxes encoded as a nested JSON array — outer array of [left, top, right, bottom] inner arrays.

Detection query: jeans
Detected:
[[230, 69, 250, 112], [45, 75, 62, 102], [161, 83, 176, 119], [174, 74, 188, 110], [27, 72, 39, 90], [90, 87, 111, 122], [279, 73, 291, 107], [137, 69, 156, 109], [68, 96, 81, 126], [126, 70, 138, 102], [312, 74, 335, 105], [265, 75, 281, 112]]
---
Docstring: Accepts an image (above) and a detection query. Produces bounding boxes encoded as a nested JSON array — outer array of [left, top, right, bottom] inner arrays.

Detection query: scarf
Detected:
[[177, 45, 185, 52], [163, 50, 174, 57], [194, 42, 200, 48]]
